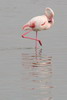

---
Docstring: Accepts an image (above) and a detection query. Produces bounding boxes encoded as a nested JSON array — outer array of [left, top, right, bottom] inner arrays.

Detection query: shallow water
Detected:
[[0, 0, 67, 100]]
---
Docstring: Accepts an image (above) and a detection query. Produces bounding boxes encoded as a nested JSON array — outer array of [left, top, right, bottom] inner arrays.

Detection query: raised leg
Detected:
[[22, 30, 32, 37], [22, 30, 42, 46]]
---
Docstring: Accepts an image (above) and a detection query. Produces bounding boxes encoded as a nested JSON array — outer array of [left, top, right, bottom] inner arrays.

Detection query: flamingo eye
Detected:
[[48, 20, 52, 23]]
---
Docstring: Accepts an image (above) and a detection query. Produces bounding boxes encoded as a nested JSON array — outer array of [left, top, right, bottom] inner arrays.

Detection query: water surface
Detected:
[[0, 0, 67, 100]]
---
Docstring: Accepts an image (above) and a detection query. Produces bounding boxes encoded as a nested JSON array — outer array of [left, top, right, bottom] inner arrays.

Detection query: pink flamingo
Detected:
[[22, 7, 54, 48]]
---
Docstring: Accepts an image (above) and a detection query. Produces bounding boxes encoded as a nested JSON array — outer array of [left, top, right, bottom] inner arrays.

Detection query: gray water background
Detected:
[[0, 0, 67, 100]]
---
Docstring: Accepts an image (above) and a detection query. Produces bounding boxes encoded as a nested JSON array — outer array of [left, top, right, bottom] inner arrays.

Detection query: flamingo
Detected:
[[22, 7, 54, 48]]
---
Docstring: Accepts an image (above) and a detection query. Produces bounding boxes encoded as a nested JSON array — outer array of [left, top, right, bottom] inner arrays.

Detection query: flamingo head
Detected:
[[45, 7, 54, 19]]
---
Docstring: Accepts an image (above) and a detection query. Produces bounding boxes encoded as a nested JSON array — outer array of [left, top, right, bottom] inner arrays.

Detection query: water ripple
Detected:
[[21, 48, 53, 100]]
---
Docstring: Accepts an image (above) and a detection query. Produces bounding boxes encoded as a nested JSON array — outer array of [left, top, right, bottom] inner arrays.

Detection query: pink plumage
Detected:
[[22, 7, 54, 48]]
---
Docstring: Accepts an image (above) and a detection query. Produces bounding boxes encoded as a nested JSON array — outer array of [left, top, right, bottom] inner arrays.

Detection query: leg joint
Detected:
[[22, 35, 25, 38]]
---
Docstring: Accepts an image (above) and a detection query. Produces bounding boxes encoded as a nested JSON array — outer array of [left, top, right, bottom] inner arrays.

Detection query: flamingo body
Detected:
[[23, 16, 47, 30], [23, 15, 54, 31], [22, 7, 54, 48]]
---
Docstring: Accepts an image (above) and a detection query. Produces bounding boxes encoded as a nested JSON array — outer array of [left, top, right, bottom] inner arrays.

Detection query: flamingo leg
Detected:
[[35, 31, 38, 48], [22, 30, 42, 46]]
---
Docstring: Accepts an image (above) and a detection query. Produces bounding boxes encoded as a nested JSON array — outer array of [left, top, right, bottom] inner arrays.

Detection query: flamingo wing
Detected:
[[22, 15, 47, 31]]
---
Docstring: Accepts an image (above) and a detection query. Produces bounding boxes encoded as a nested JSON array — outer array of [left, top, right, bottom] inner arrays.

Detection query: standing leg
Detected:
[[35, 31, 38, 48]]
